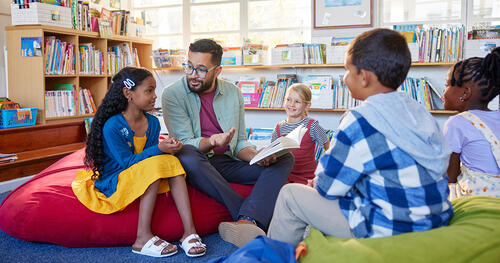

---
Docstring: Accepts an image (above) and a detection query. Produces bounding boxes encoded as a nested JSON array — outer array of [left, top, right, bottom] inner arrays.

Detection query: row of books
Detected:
[[257, 75, 298, 108], [152, 49, 185, 68], [469, 27, 500, 40], [415, 26, 465, 63], [44, 36, 75, 75], [107, 43, 139, 75], [44, 84, 96, 117], [79, 43, 104, 75], [399, 77, 444, 110], [238, 74, 442, 111], [71, 0, 92, 32], [331, 77, 362, 109]]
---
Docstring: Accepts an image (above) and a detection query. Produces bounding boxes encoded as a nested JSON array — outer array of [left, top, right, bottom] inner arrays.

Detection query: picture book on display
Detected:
[[249, 124, 307, 165]]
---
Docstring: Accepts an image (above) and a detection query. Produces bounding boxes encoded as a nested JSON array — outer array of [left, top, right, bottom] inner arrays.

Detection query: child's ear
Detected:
[[461, 86, 472, 101], [359, 69, 371, 88], [123, 87, 131, 100]]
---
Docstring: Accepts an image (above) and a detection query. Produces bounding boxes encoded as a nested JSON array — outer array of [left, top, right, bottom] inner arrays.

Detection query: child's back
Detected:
[[443, 47, 500, 198], [445, 110, 500, 175], [268, 29, 452, 247], [322, 91, 452, 237], [315, 28, 452, 237]]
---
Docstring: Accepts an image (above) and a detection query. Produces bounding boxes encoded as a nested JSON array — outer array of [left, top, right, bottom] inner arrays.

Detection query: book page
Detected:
[[249, 124, 308, 165]]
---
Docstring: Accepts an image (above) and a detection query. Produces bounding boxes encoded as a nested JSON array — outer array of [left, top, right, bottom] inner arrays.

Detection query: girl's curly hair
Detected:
[[450, 47, 500, 104], [84, 67, 152, 180]]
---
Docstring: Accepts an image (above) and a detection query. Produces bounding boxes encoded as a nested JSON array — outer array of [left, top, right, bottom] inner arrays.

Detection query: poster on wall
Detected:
[[314, 0, 372, 29], [110, 0, 120, 9]]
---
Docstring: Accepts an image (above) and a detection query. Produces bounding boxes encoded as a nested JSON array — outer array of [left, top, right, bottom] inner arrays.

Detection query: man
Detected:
[[162, 39, 294, 247]]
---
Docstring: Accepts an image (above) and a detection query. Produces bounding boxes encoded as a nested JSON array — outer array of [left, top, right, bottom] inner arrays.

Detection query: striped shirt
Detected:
[[271, 117, 328, 146], [315, 110, 452, 238]]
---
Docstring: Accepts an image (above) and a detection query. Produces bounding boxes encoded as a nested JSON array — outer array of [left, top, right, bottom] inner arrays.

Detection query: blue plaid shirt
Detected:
[[315, 110, 452, 238]]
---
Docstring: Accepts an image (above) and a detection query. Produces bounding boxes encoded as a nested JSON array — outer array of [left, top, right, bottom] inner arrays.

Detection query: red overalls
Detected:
[[275, 118, 317, 184]]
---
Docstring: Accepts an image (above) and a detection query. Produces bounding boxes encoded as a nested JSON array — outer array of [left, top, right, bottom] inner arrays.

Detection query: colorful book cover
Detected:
[[21, 37, 42, 57], [238, 80, 261, 107]]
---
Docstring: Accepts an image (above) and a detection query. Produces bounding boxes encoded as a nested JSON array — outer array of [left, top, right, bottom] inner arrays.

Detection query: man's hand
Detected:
[[158, 137, 183, 154], [209, 127, 236, 147]]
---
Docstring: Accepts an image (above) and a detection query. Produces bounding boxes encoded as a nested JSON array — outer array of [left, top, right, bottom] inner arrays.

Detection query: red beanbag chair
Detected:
[[0, 148, 253, 247]]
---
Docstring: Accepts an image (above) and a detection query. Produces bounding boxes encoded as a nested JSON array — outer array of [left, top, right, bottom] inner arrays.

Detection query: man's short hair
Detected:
[[189, 39, 223, 66], [348, 28, 411, 90]]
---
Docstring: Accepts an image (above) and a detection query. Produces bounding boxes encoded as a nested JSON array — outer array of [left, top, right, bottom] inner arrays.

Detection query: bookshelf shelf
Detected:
[[245, 107, 455, 114], [45, 74, 78, 77], [154, 62, 455, 71], [6, 25, 153, 124], [46, 113, 95, 121], [79, 74, 109, 77]]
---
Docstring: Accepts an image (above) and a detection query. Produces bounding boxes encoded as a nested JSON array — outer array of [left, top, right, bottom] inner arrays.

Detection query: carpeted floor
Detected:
[[0, 191, 237, 263]]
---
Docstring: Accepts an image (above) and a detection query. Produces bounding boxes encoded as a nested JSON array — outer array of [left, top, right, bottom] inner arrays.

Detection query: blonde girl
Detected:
[[271, 83, 330, 184]]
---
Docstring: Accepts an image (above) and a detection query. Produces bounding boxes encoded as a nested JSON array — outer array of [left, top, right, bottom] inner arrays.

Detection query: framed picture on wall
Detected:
[[314, 0, 372, 29]]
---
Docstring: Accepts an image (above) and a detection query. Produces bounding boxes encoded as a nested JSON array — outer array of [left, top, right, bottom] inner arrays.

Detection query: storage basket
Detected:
[[11, 3, 72, 28], [0, 107, 38, 129]]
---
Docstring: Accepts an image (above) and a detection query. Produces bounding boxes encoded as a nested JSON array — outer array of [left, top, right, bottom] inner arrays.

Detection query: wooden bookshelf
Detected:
[[154, 62, 455, 71], [245, 107, 456, 114], [6, 25, 153, 124]]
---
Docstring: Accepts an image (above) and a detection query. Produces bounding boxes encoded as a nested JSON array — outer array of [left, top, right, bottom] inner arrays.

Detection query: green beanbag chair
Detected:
[[301, 196, 500, 263]]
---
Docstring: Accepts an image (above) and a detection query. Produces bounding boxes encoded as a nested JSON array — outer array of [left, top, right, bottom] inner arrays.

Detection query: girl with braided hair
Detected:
[[72, 67, 206, 257], [443, 47, 500, 199]]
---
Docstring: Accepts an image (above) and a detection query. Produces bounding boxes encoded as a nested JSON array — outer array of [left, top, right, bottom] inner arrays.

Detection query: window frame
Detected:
[[132, 0, 311, 49], [379, 0, 500, 28]]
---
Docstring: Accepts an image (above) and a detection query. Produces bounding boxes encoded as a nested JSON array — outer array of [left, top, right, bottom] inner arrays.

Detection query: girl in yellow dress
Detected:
[[72, 67, 206, 258]]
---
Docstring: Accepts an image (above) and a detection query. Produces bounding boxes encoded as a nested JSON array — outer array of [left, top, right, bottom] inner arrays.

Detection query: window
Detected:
[[381, 0, 500, 27], [132, 0, 311, 49], [472, 0, 500, 26]]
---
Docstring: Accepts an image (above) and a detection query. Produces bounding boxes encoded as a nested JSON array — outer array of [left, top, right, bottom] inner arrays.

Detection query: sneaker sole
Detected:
[[218, 222, 266, 248]]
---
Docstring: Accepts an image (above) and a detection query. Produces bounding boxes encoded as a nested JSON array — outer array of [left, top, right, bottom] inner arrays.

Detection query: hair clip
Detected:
[[123, 78, 135, 89]]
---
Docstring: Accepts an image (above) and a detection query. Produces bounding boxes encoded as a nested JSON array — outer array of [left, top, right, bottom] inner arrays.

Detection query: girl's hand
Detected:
[[158, 137, 183, 154]]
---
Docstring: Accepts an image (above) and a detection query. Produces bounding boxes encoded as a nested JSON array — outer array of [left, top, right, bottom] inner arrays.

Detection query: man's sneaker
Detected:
[[218, 220, 266, 247]]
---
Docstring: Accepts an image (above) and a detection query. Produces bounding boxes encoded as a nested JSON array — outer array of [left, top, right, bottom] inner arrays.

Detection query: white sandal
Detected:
[[180, 233, 206, 257], [132, 236, 178, 257]]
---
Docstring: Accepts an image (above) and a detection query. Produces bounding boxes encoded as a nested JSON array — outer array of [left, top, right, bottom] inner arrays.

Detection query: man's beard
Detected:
[[187, 77, 213, 94]]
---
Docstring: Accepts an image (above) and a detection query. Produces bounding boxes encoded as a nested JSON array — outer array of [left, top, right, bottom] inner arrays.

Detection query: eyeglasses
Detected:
[[182, 63, 218, 79]]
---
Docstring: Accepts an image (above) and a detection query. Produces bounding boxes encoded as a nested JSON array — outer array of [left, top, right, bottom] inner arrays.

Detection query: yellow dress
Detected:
[[72, 136, 185, 214]]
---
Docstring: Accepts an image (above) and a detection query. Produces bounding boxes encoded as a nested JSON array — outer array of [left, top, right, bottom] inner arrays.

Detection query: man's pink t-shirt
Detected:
[[199, 89, 228, 154]]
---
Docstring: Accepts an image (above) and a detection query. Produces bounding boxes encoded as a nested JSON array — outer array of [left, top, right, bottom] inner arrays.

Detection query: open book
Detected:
[[249, 124, 308, 165]]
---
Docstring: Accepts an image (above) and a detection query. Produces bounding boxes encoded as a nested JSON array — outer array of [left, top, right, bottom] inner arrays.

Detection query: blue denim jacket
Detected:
[[162, 76, 255, 158]]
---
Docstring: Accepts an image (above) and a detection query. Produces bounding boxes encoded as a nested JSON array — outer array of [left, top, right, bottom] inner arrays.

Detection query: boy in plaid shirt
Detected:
[[267, 28, 453, 246]]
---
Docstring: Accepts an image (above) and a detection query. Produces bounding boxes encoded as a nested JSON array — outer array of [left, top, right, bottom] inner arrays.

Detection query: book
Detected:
[[0, 153, 18, 163], [247, 127, 274, 150], [249, 124, 308, 165]]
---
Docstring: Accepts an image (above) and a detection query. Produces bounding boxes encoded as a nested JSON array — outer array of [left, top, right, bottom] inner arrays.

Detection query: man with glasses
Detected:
[[162, 39, 293, 248]]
